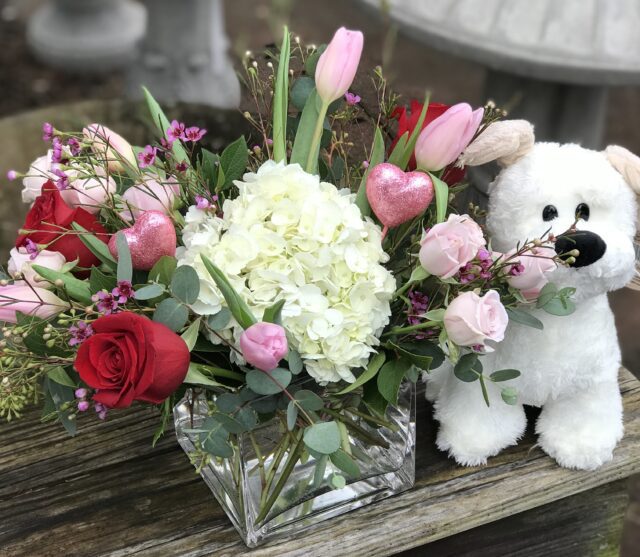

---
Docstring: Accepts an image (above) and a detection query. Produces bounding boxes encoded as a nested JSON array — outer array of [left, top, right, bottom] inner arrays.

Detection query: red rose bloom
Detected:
[[390, 100, 466, 185], [15, 181, 109, 269], [75, 312, 190, 408]]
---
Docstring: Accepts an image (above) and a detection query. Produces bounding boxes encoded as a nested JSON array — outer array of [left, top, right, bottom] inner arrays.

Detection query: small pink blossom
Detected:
[[345, 91, 361, 105], [6, 170, 17, 181], [42, 122, 54, 141], [138, 145, 157, 168], [167, 120, 186, 144], [183, 126, 207, 142]]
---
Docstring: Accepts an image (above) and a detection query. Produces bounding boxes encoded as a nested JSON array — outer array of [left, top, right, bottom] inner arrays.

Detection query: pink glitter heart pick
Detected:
[[366, 163, 435, 233], [108, 211, 177, 271]]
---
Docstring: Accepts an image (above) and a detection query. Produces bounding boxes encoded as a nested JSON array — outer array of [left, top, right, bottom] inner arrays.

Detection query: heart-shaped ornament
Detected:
[[366, 163, 434, 229], [108, 211, 177, 271]]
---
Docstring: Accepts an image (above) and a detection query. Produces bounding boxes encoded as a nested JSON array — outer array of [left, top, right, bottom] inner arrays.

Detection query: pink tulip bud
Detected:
[[83, 124, 137, 173], [240, 322, 289, 372], [414, 103, 484, 172], [0, 281, 66, 323], [119, 175, 180, 221], [315, 27, 364, 104]]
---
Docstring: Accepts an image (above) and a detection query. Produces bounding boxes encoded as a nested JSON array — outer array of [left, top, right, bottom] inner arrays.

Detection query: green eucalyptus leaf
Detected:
[[501, 386, 519, 405], [286, 400, 298, 430], [506, 307, 544, 330], [490, 369, 521, 382], [329, 473, 346, 489], [198, 417, 233, 457], [304, 44, 326, 75], [89, 267, 117, 294], [153, 298, 188, 331], [213, 412, 246, 434], [115, 231, 132, 283], [290, 75, 315, 111], [44, 377, 76, 436], [330, 449, 360, 478], [303, 421, 341, 455], [541, 296, 576, 316], [246, 368, 291, 395], [71, 223, 116, 270], [236, 406, 258, 430], [215, 393, 242, 413], [454, 353, 482, 382], [171, 265, 200, 305], [134, 283, 165, 300], [47, 367, 76, 388], [287, 349, 303, 374], [294, 389, 324, 411], [536, 283, 558, 308]]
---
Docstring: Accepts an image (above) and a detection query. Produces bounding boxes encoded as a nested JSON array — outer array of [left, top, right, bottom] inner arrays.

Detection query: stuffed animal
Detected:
[[425, 121, 640, 470]]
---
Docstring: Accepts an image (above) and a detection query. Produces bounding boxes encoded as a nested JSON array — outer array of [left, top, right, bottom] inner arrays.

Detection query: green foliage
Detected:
[[184, 363, 225, 388], [31, 265, 92, 305], [290, 90, 323, 172], [394, 92, 430, 170], [337, 351, 386, 395], [197, 416, 233, 458], [170, 265, 200, 305], [134, 283, 165, 300], [304, 45, 326, 75], [149, 256, 177, 286], [142, 86, 189, 163], [489, 369, 521, 382], [377, 357, 412, 404], [272, 28, 290, 162], [47, 367, 76, 388], [454, 353, 482, 382], [290, 76, 314, 111], [329, 473, 346, 489], [246, 368, 292, 395], [153, 298, 188, 331], [287, 349, 303, 374], [536, 283, 577, 316], [387, 131, 409, 167], [180, 318, 201, 350], [215, 393, 242, 413], [501, 386, 519, 405], [330, 449, 360, 478], [207, 308, 231, 330], [262, 299, 285, 325], [43, 376, 76, 436], [303, 421, 341, 454], [355, 127, 385, 217], [218, 136, 248, 190], [506, 307, 544, 330], [294, 389, 324, 411], [286, 400, 298, 430], [198, 149, 219, 190], [71, 223, 117, 270], [115, 232, 132, 283], [430, 172, 449, 224], [389, 342, 435, 371], [89, 267, 116, 294]]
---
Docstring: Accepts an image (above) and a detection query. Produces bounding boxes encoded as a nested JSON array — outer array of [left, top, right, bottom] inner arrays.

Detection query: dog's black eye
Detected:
[[575, 203, 590, 221], [542, 205, 558, 221]]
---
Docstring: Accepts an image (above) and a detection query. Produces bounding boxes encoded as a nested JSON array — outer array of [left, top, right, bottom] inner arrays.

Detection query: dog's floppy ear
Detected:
[[458, 120, 535, 168], [605, 145, 640, 290]]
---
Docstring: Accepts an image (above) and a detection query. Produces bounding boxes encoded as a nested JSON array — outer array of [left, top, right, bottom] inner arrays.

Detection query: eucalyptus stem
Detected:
[[248, 431, 266, 488], [305, 99, 330, 173], [383, 320, 438, 337], [346, 407, 397, 431]]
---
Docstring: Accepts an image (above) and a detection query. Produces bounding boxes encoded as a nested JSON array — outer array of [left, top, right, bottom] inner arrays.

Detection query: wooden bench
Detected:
[[1, 369, 638, 556]]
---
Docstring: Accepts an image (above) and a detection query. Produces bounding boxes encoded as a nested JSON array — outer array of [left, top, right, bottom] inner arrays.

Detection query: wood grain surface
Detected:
[[1, 370, 639, 557]]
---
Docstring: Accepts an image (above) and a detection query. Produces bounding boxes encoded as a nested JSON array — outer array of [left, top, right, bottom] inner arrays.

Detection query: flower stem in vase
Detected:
[[305, 99, 330, 174]]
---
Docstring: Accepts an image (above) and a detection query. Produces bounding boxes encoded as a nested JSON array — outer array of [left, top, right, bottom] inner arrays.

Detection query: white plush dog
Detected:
[[425, 121, 640, 470]]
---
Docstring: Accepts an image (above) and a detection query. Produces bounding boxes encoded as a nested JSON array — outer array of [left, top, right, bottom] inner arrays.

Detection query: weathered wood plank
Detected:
[[0, 370, 638, 557]]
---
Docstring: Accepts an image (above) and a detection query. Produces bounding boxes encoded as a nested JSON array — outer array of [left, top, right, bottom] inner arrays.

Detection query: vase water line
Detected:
[[174, 381, 417, 547]]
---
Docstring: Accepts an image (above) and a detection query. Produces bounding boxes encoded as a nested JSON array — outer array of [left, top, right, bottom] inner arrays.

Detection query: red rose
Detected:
[[390, 100, 466, 185], [15, 181, 109, 269], [75, 312, 190, 408]]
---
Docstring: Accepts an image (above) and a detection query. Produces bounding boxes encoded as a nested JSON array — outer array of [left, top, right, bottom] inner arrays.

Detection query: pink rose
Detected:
[[120, 176, 180, 221], [83, 124, 137, 173], [240, 322, 289, 372], [419, 214, 486, 278], [7, 247, 66, 286], [21, 151, 55, 204], [444, 290, 508, 347], [59, 169, 117, 214], [506, 247, 557, 300], [0, 281, 66, 323]]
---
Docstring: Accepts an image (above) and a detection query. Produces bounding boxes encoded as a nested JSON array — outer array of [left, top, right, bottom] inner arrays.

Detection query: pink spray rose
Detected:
[[0, 281, 66, 323], [83, 124, 137, 173], [414, 103, 484, 171], [7, 247, 66, 286], [59, 169, 117, 214], [21, 151, 56, 204], [506, 247, 557, 300], [120, 176, 180, 221], [240, 322, 289, 372], [444, 290, 508, 347], [419, 214, 486, 278], [315, 27, 364, 104]]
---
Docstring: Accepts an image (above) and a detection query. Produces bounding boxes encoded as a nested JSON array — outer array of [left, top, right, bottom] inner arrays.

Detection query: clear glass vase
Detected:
[[173, 381, 416, 547]]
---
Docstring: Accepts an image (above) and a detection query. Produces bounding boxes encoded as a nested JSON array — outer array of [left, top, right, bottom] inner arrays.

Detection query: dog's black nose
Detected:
[[554, 230, 607, 268]]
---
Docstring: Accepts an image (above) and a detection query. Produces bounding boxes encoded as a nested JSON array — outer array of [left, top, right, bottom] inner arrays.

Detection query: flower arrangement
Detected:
[[1, 26, 575, 545]]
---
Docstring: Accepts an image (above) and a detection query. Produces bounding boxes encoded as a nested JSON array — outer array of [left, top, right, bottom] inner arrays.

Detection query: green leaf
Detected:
[[263, 299, 285, 325], [236, 406, 258, 431], [287, 349, 303, 374], [387, 131, 409, 166], [31, 265, 92, 305], [290, 75, 314, 112], [424, 308, 446, 322], [303, 421, 341, 455], [490, 369, 521, 382], [153, 298, 188, 331], [395, 92, 431, 170], [218, 136, 248, 190], [330, 449, 360, 478], [47, 367, 76, 388], [200, 255, 257, 330], [273, 28, 291, 162], [180, 318, 201, 351], [363, 373, 389, 416], [389, 342, 434, 371], [89, 267, 116, 294], [294, 389, 324, 411], [213, 412, 247, 434], [355, 127, 385, 217], [409, 266, 429, 283], [541, 296, 576, 316], [337, 351, 386, 395], [430, 172, 449, 223], [170, 265, 200, 305], [454, 353, 482, 382], [198, 149, 219, 190], [304, 44, 326, 75], [329, 473, 346, 489], [71, 223, 116, 270], [142, 86, 189, 163], [246, 368, 292, 395], [313, 454, 328, 488], [479, 374, 490, 407], [506, 307, 544, 330], [184, 363, 225, 388], [290, 89, 322, 171], [536, 283, 558, 308], [286, 400, 298, 430], [198, 417, 233, 457], [501, 386, 519, 405], [44, 377, 76, 436], [134, 283, 165, 300], [377, 357, 412, 404], [207, 308, 232, 330], [215, 393, 241, 413], [115, 231, 132, 282], [148, 256, 177, 286]]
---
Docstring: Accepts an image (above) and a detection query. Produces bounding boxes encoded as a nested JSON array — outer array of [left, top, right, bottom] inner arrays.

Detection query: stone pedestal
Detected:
[[126, 0, 240, 109], [26, 0, 146, 72]]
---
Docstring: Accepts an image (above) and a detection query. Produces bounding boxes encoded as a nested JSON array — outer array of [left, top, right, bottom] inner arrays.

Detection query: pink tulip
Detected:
[[83, 124, 137, 173], [7, 247, 66, 286], [0, 281, 66, 323], [120, 176, 180, 221], [59, 169, 117, 214], [315, 27, 364, 104], [414, 103, 484, 171], [506, 247, 557, 300], [419, 214, 486, 278], [240, 322, 289, 372], [444, 290, 508, 347]]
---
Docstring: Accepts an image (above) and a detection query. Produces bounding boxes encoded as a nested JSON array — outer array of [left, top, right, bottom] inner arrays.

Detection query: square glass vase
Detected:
[[173, 381, 416, 547]]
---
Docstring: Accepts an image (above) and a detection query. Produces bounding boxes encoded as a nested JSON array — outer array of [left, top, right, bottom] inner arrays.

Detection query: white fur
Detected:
[[426, 142, 637, 470]]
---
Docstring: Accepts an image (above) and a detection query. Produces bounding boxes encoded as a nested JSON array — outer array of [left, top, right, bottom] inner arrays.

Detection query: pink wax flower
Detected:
[[83, 124, 137, 172], [183, 126, 207, 142], [419, 214, 486, 279], [506, 246, 557, 300], [315, 27, 364, 104], [345, 91, 361, 105], [444, 290, 508, 347], [137, 145, 158, 168], [42, 122, 55, 141], [0, 281, 66, 323], [7, 246, 66, 286], [167, 120, 186, 144], [120, 176, 180, 221], [414, 103, 484, 171], [240, 322, 289, 372]]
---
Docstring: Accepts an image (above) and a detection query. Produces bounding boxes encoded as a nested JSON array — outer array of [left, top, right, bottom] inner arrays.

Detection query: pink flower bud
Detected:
[[0, 281, 66, 323], [78, 400, 90, 412], [444, 290, 508, 347], [506, 247, 557, 299], [7, 247, 66, 286], [414, 103, 484, 171], [119, 175, 180, 221], [83, 124, 137, 173], [240, 322, 289, 372], [315, 27, 364, 104]]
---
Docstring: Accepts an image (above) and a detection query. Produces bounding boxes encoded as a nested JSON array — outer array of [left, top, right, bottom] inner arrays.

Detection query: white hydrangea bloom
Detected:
[[178, 161, 396, 383]]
